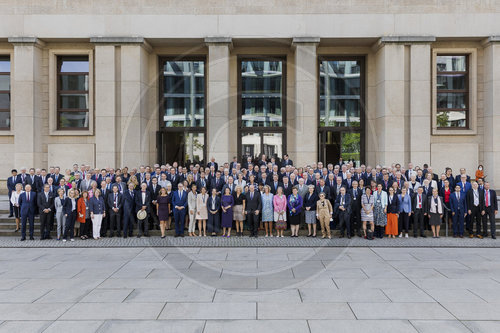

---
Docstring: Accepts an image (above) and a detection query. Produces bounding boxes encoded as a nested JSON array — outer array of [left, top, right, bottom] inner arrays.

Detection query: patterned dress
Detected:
[[361, 194, 374, 222], [261, 193, 274, 222], [373, 192, 387, 227]]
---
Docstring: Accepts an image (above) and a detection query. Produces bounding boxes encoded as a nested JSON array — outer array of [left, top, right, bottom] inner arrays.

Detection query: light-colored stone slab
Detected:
[[0, 320, 52, 333], [96, 320, 204, 333], [0, 303, 73, 320], [350, 303, 455, 320], [203, 320, 309, 333], [299, 288, 390, 303], [43, 320, 104, 333], [124, 288, 215, 303], [79, 289, 133, 303], [308, 320, 418, 333], [441, 302, 500, 320], [96, 278, 181, 289], [59, 303, 165, 320], [159, 302, 256, 320], [410, 320, 471, 333], [258, 302, 355, 320], [213, 289, 302, 303]]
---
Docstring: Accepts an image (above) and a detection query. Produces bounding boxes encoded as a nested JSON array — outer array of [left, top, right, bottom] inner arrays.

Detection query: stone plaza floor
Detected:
[[0, 245, 500, 332]]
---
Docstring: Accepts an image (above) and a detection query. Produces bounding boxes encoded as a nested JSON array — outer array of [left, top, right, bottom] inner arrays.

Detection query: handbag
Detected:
[[275, 212, 286, 230]]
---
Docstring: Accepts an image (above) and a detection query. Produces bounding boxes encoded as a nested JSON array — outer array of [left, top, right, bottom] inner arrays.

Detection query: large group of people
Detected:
[[6, 154, 498, 242]]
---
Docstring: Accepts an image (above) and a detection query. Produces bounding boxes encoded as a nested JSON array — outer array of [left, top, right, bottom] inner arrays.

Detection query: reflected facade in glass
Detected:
[[436, 55, 468, 128], [57, 56, 89, 129], [319, 60, 361, 127], [241, 60, 283, 127], [0, 56, 10, 129], [162, 60, 205, 127]]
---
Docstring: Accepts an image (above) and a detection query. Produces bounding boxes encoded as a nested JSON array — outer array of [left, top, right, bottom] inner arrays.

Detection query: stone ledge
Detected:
[[8, 37, 45, 46], [379, 35, 436, 43], [482, 36, 500, 45], [90, 36, 145, 44], [204, 36, 232, 44], [292, 36, 320, 44]]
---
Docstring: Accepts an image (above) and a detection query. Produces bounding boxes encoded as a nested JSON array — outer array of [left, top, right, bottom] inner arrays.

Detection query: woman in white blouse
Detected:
[[9, 183, 23, 232], [234, 173, 246, 191], [187, 184, 198, 237]]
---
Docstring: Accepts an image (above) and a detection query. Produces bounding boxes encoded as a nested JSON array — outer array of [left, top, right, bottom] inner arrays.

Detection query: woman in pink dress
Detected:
[[273, 187, 287, 238]]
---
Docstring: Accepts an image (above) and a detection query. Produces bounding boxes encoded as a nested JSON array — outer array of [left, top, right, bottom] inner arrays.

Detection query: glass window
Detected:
[[57, 56, 89, 130], [162, 60, 205, 128], [436, 55, 468, 128], [0, 56, 10, 130], [241, 60, 283, 127], [319, 60, 361, 127]]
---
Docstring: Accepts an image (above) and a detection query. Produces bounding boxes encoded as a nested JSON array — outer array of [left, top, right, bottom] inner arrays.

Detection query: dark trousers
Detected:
[[21, 212, 35, 239], [470, 206, 482, 235], [80, 218, 92, 237], [247, 210, 260, 236], [8, 190, 13, 215], [338, 211, 351, 236], [483, 206, 496, 237], [122, 208, 134, 237], [39, 211, 54, 239], [100, 212, 109, 237], [350, 206, 361, 236], [399, 212, 410, 234], [149, 205, 159, 230], [452, 210, 465, 236], [109, 209, 121, 235], [413, 209, 425, 236], [207, 212, 220, 234], [465, 214, 472, 235], [173, 208, 186, 235], [63, 210, 76, 239], [137, 213, 150, 236]]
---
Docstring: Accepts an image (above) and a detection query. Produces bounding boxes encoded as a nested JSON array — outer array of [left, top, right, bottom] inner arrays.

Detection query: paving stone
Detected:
[[0, 303, 73, 320], [43, 320, 104, 333], [258, 302, 355, 319], [124, 288, 215, 303], [79, 289, 133, 303], [203, 320, 310, 333], [96, 320, 204, 333], [349, 302, 454, 320], [441, 302, 500, 320], [60, 303, 165, 320], [308, 320, 418, 333], [0, 320, 52, 333], [159, 302, 256, 320], [409, 320, 471, 333]]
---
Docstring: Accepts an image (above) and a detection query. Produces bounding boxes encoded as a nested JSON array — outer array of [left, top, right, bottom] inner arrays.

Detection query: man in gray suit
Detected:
[[113, 176, 127, 194], [297, 178, 308, 228], [80, 173, 93, 192]]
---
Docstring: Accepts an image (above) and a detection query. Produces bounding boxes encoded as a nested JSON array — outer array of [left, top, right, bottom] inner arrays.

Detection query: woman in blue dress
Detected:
[[261, 185, 274, 237], [288, 186, 303, 237], [221, 187, 234, 237]]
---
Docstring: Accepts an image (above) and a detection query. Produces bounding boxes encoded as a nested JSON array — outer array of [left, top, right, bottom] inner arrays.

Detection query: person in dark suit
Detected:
[[19, 184, 37, 241], [281, 154, 293, 167], [107, 185, 123, 237], [455, 168, 471, 185], [148, 177, 161, 231], [449, 184, 467, 238], [122, 183, 136, 238], [207, 188, 221, 236], [335, 187, 352, 238], [411, 187, 427, 238], [281, 177, 293, 197], [315, 178, 330, 199], [207, 157, 218, 171], [466, 181, 485, 238], [349, 180, 363, 237], [51, 168, 63, 187], [172, 183, 188, 237], [482, 182, 498, 239], [26, 168, 38, 193], [37, 184, 54, 240], [269, 174, 281, 195], [167, 168, 180, 189], [343, 173, 354, 190], [379, 173, 393, 193], [135, 183, 151, 237], [62, 188, 78, 242], [210, 171, 224, 195], [7, 169, 18, 217], [245, 184, 262, 238]]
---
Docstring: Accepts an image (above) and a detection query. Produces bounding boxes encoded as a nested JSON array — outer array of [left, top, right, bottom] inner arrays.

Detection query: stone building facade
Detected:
[[0, 1, 499, 187]]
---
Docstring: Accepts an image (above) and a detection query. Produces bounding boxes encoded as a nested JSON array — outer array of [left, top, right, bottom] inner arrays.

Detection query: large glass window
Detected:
[[162, 60, 205, 127], [158, 59, 206, 165], [0, 56, 10, 130], [436, 55, 468, 128], [57, 56, 89, 129], [319, 60, 361, 127], [241, 60, 283, 127]]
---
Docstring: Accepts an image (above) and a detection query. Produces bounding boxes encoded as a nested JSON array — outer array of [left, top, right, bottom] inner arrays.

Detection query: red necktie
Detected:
[[485, 191, 489, 207]]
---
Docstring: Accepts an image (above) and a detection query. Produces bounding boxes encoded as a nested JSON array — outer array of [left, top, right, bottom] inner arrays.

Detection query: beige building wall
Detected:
[[0, 1, 499, 187]]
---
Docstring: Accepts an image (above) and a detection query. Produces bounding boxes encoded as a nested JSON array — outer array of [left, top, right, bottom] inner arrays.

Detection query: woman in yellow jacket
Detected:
[[316, 192, 333, 239]]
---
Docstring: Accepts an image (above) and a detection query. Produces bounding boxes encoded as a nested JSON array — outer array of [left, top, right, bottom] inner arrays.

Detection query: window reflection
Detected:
[[241, 60, 283, 127], [163, 61, 205, 127], [319, 60, 361, 127], [0, 56, 10, 130]]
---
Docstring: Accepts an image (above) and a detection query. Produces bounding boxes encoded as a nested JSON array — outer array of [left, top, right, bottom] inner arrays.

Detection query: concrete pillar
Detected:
[[9, 37, 44, 168], [93, 43, 118, 168], [374, 39, 406, 165], [409, 43, 433, 166], [205, 37, 233, 164], [118, 39, 151, 167], [483, 37, 500, 189], [292, 37, 319, 166]]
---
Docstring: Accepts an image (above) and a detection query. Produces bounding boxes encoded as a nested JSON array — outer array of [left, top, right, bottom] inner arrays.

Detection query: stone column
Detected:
[[483, 37, 500, 189], [409, 39, 434, 167], [9, 37, 44, 168], [374, 38, 406, 165], [292, 37, 319, 166], [205, 37, 233, 164], [91, 41, 118, 168], [117, 38, 151, 167]]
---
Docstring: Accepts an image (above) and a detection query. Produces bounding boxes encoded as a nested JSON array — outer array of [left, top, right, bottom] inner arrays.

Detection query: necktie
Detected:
[[485, 191, 489, 207], [130, 190, 133, 197], [46, 193, 48, 202], [27, 192, 30, 202], [250, 192, 253, 200]]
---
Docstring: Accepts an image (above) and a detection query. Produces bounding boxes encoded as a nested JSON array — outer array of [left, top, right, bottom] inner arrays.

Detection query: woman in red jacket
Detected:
[[77, 191, 91, 239]]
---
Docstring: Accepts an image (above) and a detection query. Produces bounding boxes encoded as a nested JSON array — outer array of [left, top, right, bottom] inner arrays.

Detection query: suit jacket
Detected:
[[466, 189, 484, 211], [315, 185, 330, 199], [449, 191, 467, 213], [412, 193, 428, 212], [455, 174, 471, 185], [342, 178, 354, 190], [123, 189, 136, 212], [80, 179, 93, 192], [379, 179, 393, 192], [334, 193, 352, 215], [148, 183, 161, 201], [386, 194, 400, 214], [135, 190, 152, 213], [35, 175, 49, 190], [207, 161, 219, 170], [167, 174, 180, 189], [107, 192, 124, 211], [245, 191, 262, 212], [349, 187, 363, 210], [26, 175, 38, 192], [207, 195, 221, 212], [483, 189, 498, 211], [222, 183, 237, 195], [171, 190, 188, 210], [62, 197, 77, 215], [19, 191, 37, 216], [210, 177, 224, 194], [37, 191, 55, 213], [269, 181, 282, 195], [196, 178, 209, 191], [281, 183, 293, 197], [52, 174, 63, 186], [7, 175, 18, 192], [281, 159, 293, 167]]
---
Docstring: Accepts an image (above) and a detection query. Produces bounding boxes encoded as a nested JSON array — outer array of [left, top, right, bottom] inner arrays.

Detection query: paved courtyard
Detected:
[[0, 246, 500, 332]]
